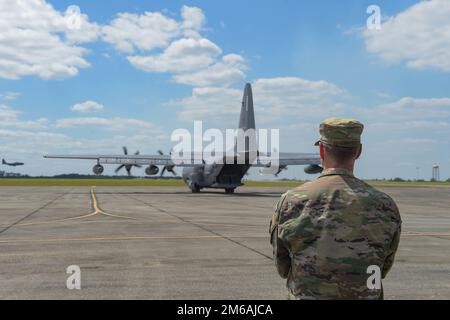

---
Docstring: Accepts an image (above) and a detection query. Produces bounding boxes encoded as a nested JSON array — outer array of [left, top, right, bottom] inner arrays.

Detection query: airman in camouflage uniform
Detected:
[[270, 118, 401, 300]]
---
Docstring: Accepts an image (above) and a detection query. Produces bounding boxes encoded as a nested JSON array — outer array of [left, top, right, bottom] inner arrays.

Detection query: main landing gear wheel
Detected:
[[191, 184, 201, 193], [225, 188, 235, 194]]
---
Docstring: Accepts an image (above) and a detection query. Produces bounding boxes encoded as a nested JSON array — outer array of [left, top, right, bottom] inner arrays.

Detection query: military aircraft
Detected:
[[44, 83, 322, 194], [2, 159, 24, 167]]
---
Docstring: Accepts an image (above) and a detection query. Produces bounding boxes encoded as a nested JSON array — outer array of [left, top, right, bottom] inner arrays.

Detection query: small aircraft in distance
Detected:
[[2, 159, 24, 166], [45, 83, 323, 194]]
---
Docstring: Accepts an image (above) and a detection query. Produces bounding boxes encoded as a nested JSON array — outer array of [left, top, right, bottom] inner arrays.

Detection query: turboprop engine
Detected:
[[145, 165, 159, 176], [93, 164, 104, 175], [304, 164, 323, 174]]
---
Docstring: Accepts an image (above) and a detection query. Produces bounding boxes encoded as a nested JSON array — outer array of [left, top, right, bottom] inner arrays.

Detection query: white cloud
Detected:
[[0, 129, 170, 176], [0, 129, 64, 139], [0, 29, 89, 80], [71, 100, 104, 113], [101, 11, 179, 53], [170, 77, 450, 179], [101, 6, 245, 87], [0, 105, 48, 129], [0, 105, 21, 119], [54, 117, 159, 131], [101, 5, 206, 54], [128, 38, 221, 73], [0, 92, 20, 101], [173, 54, 246, 87], [181, 5, 205, 31], [363, 0, 450, 72], [175, 87, 242, 125], [252, 77, 350, 122], [368, 120, 450, 132], [253, 77, 345, 97], [0, 0, 100, 80], [172, 77, 350, 126], [0, 2, 218, 80], [63, 8, 101, 44], [375, 97, 450, 121]]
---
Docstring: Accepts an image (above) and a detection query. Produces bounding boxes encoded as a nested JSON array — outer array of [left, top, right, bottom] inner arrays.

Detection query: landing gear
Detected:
[[225, 188, 235, 194], [191, 183, 201, 193]]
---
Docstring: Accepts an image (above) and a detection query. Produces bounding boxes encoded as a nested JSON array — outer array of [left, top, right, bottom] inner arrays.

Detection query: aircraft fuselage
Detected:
[[182, 161, 251, 193], [2, 160, 24, 166]]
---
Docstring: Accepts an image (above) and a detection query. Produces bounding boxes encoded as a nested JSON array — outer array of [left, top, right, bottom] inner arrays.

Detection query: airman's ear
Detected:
[[355, 144, 362, 160], [319, 143, 325, 161]]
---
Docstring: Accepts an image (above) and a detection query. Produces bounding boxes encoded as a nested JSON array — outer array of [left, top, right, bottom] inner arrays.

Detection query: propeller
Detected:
[[158, 150, 177, 177], [115, 146, 142, 177]]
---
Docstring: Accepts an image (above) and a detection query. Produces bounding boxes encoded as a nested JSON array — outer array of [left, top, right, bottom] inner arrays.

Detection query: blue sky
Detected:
[[1, 0, 449, 180]]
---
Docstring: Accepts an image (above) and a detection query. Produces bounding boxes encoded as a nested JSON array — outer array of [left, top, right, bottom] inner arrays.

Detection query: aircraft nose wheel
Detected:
[[225, 188, 235, 194]]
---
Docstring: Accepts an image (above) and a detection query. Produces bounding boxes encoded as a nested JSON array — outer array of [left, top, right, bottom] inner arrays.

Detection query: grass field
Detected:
[[0, 178, 449, 188], [246, 180, 450, 188], [0, 179, 186, 187]]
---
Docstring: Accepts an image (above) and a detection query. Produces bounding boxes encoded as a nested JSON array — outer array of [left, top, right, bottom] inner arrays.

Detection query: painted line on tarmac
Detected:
[[0, 187, 264, 229], [0, 190, 72, 235], [125, 194, 273, 260], [402, 232, 450, 237], [0, 187, 140, 228], [2, 187, 138, 228], [0, 231, 448, 246], [90, 187, 138, 221], [0, 234, 267, 245]]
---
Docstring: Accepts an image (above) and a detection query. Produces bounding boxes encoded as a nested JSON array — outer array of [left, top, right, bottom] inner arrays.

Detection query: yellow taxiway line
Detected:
[[1, 187, 449, 243], [90, 187, 138, 220], [0, 187, 261, 228], [3, 187, 137, 228]]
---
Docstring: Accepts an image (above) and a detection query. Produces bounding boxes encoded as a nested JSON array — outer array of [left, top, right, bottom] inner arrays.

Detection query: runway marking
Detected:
[[0, 187, 265, 229], [0, 190, 71, 235], [3, 187, 137, 228], [1, 231, 449, 246], [90, 187, 138, 221], [402, 232, 450, 237], [1, 232, 450, 246], [0, 234, 267, 245], [3, 187, 449, 246], [125, 194, 274, 260]]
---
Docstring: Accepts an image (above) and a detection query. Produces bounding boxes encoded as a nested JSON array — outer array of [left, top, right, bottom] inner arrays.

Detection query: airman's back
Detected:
[[276, 168, 401, 299]]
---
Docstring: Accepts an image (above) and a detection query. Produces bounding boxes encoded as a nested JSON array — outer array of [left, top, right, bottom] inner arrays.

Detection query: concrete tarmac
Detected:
[[0, 186, 449, 299]]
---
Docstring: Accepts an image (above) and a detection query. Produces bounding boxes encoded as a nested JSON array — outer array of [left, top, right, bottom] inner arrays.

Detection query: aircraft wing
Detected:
[[277, 152, 321, 166], [44, 154, 199, 166], [254, 152, 321, 167], [44, 152, 321, 167]]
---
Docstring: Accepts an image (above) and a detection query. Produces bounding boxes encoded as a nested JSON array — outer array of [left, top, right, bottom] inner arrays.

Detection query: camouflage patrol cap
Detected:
[[314, 117, 364, 147]]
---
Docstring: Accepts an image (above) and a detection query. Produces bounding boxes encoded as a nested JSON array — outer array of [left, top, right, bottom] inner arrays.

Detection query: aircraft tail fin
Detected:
[[238, 83, 256, 131], [2, 159, 5, 164], [236, 83, 257, 155]]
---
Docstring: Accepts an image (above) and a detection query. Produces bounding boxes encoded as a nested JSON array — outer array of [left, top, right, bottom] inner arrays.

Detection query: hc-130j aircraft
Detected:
[[44, 83, 322, 194], [2, 159, 24, 167]]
